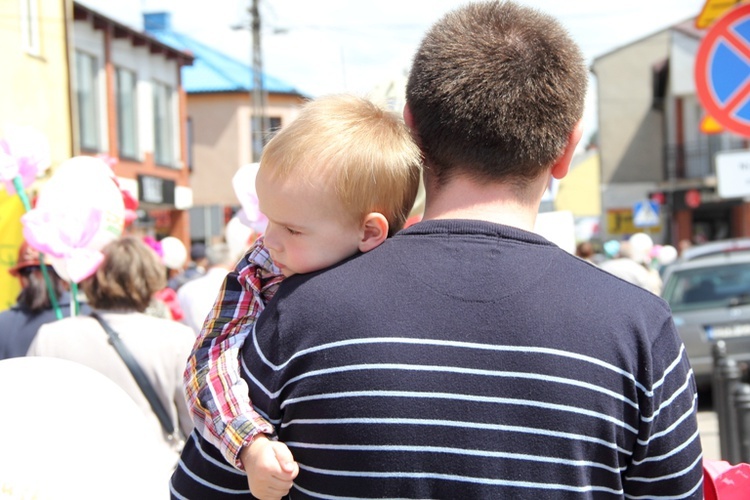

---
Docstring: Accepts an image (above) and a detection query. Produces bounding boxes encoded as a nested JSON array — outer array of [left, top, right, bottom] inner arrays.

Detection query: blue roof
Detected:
[[146, 29, 304, 96]]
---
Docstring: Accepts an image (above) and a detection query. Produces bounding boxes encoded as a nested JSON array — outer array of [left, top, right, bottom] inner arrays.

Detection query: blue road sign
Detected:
[[633, 200, 660, 228]]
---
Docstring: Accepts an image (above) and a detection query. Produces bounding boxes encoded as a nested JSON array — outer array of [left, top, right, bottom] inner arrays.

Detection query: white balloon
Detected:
[[657, 245, 678, 266], [161, 236, 187, 269], [0, 357, 176, 499], [628, 232, 654, 264]]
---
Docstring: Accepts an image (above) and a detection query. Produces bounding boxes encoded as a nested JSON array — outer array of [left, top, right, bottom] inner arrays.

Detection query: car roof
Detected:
[[679, 238, 750, 261], [671, 251, 750, 269], [662, 250, 750, 287]]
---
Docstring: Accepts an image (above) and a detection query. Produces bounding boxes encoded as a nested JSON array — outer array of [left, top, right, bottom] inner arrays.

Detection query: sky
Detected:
[[77, 0, 708, 143]]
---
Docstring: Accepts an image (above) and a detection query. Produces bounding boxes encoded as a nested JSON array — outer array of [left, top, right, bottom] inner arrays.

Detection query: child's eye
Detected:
[[285, 227, 301, 236]]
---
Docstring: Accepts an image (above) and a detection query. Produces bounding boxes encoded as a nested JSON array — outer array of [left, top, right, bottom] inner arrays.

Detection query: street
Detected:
[[698, 409, 720, 461]]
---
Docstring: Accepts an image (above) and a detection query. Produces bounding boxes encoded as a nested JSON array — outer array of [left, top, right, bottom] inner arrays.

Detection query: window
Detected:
[[75, 51, 99, 151], [664, 262, 750, 312], [115, 68, 138, 159], [267, 117, 282, 142], [250, 116, 283, 157], [153, 81, 175, 166], [20, 0, 40, 55]]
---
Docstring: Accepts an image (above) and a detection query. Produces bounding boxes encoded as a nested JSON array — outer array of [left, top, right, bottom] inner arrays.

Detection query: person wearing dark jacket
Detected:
[[0, 241, 88, 360]]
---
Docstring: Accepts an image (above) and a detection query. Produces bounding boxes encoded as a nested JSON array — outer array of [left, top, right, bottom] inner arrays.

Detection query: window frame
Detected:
[[74, 50, 100, 152], [115, 67, 139, 160], [152, 81, 176, 167]]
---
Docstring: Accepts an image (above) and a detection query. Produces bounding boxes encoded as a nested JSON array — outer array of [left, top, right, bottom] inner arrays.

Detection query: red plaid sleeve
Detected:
[[183, 237, 284, 468]]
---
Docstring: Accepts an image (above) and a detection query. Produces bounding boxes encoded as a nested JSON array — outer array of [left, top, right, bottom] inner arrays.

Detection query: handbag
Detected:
[[91, 311, 185, 449]]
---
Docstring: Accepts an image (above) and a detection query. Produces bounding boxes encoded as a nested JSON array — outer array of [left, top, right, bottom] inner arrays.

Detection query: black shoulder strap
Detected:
[[90, 311, 177, 438]]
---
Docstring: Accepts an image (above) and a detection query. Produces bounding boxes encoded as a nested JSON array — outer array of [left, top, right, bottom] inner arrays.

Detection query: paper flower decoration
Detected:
[[0, 125, 51, 194], [22, 206, 106, 283], [21, 156, 125, 283], [121, 188, 139, 225], [232, 163, 268, 234], [159, 236, 187, 270], [96, 154, 139, 225], [142, 236, 164, 259]]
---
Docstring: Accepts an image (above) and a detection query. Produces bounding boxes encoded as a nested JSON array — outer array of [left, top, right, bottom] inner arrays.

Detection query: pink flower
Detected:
[[21, 206, 105, 283], [0, 126, 51, 194], [141, 236, 164, 259], [232, 163, 268, 234]]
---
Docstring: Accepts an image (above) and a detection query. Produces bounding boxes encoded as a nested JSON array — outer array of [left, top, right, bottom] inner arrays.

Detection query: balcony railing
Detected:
[[664, 136, 747, 181]]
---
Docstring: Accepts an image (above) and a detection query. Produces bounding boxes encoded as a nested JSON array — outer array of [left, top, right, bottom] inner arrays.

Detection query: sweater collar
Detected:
[[398, 219, 556, 247]]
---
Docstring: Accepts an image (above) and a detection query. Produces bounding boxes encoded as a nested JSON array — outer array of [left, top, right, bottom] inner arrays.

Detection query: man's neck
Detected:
[[421, 172, 548, 232]]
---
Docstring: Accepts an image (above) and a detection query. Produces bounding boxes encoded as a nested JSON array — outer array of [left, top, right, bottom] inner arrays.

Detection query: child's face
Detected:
[[256, 168, 364, 277]]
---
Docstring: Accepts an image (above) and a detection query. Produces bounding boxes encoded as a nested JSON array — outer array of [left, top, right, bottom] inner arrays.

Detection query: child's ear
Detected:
[[358, 213, 389, 253], [403, 103, 414, 128]]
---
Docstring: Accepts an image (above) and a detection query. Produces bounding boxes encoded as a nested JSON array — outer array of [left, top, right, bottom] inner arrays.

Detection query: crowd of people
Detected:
[[0, 1, 706, 499], [574, 232, 701, 300], [574, 232, 684, 296]]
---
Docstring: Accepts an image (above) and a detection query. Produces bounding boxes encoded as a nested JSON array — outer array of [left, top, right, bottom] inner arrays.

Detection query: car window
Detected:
[[663, 262, 750, 312]]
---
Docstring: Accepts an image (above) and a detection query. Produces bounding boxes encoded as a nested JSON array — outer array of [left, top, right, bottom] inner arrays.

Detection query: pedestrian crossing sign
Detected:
[[633, 200, 660, 227]]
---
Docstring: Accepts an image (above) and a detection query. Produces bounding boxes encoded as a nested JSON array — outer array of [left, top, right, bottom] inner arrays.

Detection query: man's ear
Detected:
[[550, 119, 584, 180], [358, 213, 389, 253]]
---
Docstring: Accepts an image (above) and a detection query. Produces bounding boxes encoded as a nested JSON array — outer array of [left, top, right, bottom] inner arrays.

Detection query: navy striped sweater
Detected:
[[172, 220, 703, 499]]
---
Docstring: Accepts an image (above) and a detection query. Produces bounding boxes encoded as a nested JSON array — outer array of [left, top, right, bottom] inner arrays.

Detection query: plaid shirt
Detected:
[[183, 237, 282, 469]]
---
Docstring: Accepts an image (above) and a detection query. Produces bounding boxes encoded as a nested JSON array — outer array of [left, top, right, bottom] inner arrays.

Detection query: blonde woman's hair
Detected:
[[259, 94, 422, 235]]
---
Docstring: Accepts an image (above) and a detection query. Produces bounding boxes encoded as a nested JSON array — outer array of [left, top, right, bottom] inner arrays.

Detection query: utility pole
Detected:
[[250, 0, 268, 162]]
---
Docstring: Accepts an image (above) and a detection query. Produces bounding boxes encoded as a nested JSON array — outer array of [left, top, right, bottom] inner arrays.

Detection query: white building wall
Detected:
[[73, 23, 182, 166], [592, 30, 670, 242], [670, 31, 699, 97]]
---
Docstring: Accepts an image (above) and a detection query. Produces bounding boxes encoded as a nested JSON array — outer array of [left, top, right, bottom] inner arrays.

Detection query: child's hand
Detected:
[[240, 434, 299, 500]]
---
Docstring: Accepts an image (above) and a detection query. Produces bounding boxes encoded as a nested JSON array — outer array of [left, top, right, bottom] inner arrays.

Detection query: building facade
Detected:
[[144, 13, 306, 247], [1, 0, 75, 309], [553, 150, 602, 243], [72, 3, 194, 244], [2, 0, 73, 163], [592, 18, 750, 246]]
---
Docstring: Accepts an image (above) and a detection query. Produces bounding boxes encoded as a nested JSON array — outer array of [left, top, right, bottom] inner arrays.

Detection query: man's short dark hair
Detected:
[[406, 0, 587, 184]]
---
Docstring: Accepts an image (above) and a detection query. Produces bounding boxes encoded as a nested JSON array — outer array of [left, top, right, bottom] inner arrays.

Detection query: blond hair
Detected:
[[259, 94, 422, 235]]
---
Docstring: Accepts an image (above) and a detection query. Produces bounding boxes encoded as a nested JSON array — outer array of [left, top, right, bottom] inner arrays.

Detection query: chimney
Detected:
[[143, 12, 171, 32]]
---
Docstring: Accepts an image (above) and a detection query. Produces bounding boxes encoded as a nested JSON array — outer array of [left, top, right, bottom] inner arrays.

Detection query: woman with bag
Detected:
[[28, 236, 195, 459]]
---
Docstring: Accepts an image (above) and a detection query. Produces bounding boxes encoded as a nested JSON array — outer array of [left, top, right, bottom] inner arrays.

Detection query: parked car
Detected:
[[678, 237, 750, 262], [661, 248, 750, 390]]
